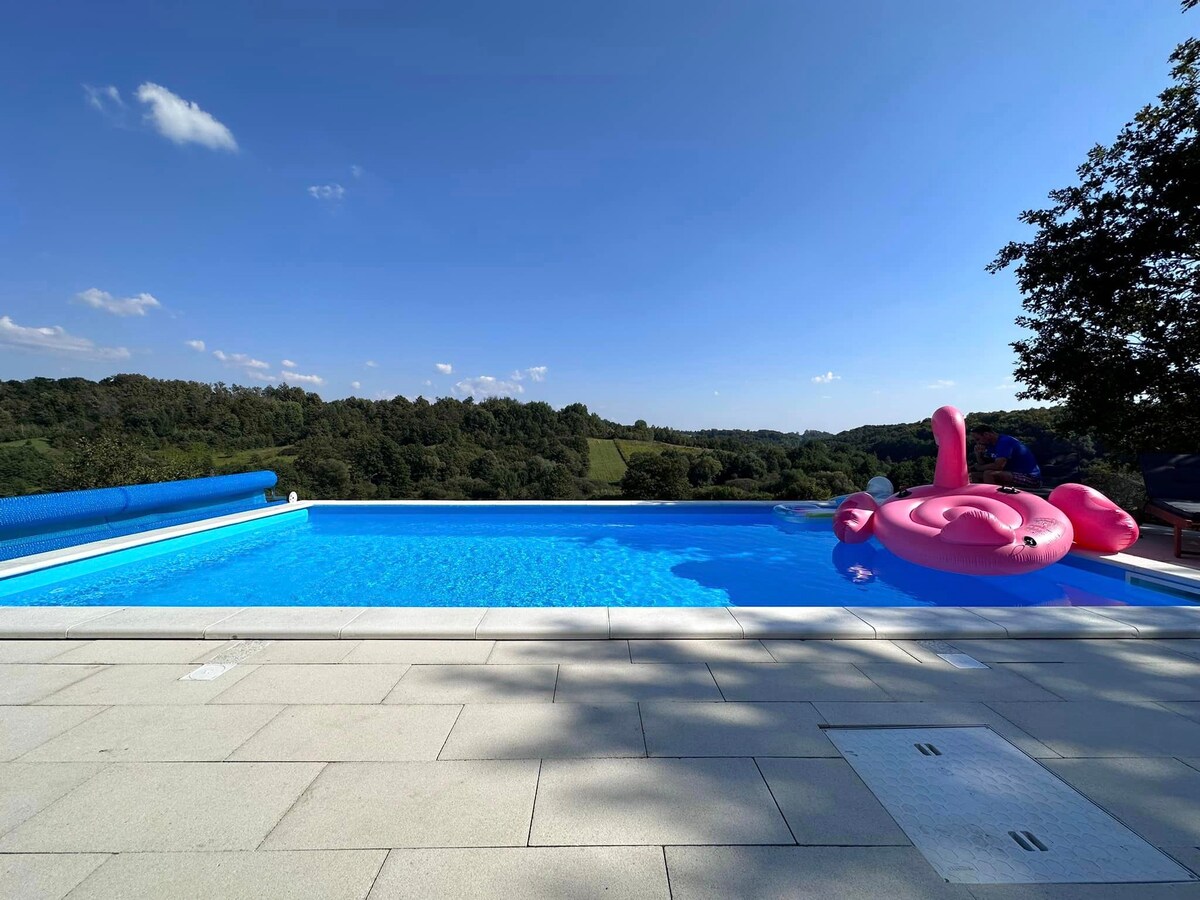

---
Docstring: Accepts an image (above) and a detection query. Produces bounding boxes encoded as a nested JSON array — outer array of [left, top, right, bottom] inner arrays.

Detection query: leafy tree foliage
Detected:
[[988, 36, 1200, 454], [0, 375, 1112, 504]]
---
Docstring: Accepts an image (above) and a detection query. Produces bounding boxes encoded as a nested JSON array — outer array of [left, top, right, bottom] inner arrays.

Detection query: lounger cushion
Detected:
[[1140, 453, 1200, 502], [1149, 499, 1200, 523]]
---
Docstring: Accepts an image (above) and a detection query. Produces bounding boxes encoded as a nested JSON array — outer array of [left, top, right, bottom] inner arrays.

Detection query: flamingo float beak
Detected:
[[938, 508, 1017, 548]]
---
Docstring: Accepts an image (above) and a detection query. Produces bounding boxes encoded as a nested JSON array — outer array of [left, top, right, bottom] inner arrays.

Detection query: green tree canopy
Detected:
[[988, 36, 1200, 454]]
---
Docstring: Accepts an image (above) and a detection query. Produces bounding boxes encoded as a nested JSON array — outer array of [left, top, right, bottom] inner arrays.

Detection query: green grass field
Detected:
[[586, 438, 627, 483], [0, 437, 53, 454], [614, 439, 704, 461]]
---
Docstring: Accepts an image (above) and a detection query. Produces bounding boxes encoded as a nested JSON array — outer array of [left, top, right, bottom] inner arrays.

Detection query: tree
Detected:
[[620, 451, 691, 499], [988, 33, 1200, 454]]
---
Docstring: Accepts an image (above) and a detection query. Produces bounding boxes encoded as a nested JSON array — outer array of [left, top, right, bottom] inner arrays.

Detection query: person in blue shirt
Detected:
[[968, 424, 1042, 488]]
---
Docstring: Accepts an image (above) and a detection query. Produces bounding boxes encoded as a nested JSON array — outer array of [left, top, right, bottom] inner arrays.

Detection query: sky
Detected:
[[0, 2, 1194, 432]]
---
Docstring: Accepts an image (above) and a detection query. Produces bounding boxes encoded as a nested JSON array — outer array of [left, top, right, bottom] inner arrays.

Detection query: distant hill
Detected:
[[0, 374, 1128, 505]]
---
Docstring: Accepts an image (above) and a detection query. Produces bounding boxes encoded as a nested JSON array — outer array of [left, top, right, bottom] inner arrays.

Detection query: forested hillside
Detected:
[[0, 375, 1130, 504]]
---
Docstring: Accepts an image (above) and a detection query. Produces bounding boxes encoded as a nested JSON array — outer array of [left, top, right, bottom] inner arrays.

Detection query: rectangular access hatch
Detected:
[[825, 726, 1197, 885]]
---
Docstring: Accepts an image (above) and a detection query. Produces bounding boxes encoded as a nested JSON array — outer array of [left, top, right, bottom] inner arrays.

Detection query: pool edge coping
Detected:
[[0, 500, 1197, 641]]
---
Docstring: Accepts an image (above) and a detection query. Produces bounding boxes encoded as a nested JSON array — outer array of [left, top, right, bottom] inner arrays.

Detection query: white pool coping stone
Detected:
[[0, 499, 1197, 640]]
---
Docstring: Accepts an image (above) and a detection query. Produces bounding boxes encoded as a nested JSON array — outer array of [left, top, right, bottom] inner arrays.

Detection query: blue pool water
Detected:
[[0, 504, 1188, 608]]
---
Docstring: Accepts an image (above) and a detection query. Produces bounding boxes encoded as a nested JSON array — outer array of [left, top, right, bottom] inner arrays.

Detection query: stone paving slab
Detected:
[[65, 850, 387, 900], [51, 639, 229, 664], [438, 703, 645, 759], [728, 607, 876, 639], [966, 881, 1200, 898], [339, 608, 486, 639], [987, 700, 1200, 757], [1157, 702, 1200, 725], [201, 639, 359, 664], [707, 663, 891, 702], [756, 757, 910, 845], [665, 846, 971, 900], [1043, 757, 1200, 847], [488, 640, 630, 664], [813, 701, 1060, 758], [639, 702, 838, 758], [1153, 639, 1200, 660], [970, 607, 1140, 638], [846, 608, 1007, 639], [628, 639, 774, 664], [608, 608, 742, 639], [762, 638, 918, 665], [0, 762, 105, 836], [0, 664, 106, 704], [36, 663, 257, 705], [385, 664, 558, 704], [950, 638, 1197, 665], [369, 847, 671, 899], [476, 608, 609, 639], [554, 664, 722, 702], [344, 640, 494, 664], [0, 762, 323, 852], [530, 757, 793, 846], [1003, 660, 1200, 703], [0, 706, 104, 761], [857, 663, 1064, 702], [0, 607, 126, 639], [206, 608, 366, 640], [0, 852, 109, 900], [230, 704, 462, 761], [0, 640, 85, 663], [66, 607, 243, 639], [263, 760, 540, 850], [22, 704, 283, 763], [212, 664, 410, 705], [1088, 605, 1200, 638]]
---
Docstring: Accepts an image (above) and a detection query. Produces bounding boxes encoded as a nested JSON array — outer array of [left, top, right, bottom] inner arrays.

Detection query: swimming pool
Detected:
[[0, 503, 1189, 608]]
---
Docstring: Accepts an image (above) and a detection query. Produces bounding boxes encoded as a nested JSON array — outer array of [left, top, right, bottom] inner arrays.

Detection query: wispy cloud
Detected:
[[284, 372, 324, 386], [282, 359, 297, 369], [454, 375, 524, 399], [365, 360, 378, 368], [185, 339, 206, 351], [0, 315, 129, 360], [435, 362, 453, 374], [83, 84, 124, 119], [511, 366, 548, 382], [246, 371, 277, 383], [75, 287, 161, 317], [811, 371, 840, 384], [350, 164, 363, 179], [307, 184, 345, 201], [135, 82, 237, 151], [213, 349, 269, 370], [926, 379, 956, 389], [350, 380, 361, 390]]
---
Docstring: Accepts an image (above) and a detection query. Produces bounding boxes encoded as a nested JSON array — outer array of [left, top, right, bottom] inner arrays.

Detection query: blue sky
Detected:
[[0, 2, 1193, 431]]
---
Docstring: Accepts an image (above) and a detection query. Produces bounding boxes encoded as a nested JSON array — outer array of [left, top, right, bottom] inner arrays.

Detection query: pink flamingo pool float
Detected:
[[833, 406, 1138, 575]]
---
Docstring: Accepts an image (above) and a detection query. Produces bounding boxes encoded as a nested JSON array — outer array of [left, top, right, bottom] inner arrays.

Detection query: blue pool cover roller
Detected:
[[0, 471, 279, 561]]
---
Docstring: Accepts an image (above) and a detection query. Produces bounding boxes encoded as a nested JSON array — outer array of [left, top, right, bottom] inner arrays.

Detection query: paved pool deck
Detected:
[[3, 635, 1200, 899]]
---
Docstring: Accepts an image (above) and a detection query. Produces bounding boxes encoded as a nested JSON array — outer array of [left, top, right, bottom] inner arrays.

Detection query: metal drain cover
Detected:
[[826, 726, 1196, 885]]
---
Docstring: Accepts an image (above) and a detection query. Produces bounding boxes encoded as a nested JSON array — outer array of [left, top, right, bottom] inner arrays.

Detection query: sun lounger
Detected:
[[1139, 453, 1200, 558]]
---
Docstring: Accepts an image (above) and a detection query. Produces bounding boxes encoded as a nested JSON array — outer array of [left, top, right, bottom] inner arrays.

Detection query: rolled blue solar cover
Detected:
[[0, 471, 278, 561]]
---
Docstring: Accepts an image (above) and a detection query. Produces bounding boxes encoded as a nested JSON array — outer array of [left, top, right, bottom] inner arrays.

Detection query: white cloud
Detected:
[[435, 362, 453, 374], [350, 380, 361, 390], [926, 379, 957, 389], [811, 371, 840, 384], [713, 391, 719, 396], [454, 375, 524, 399], [0, 315, 130, 360], [350, 164, 363, 179], [246, 371, 277, 383], [525, 365, 547, 382], [135, 82, 237, 151], [185, 339, 205, 351], [307, 184, 345, 201], [282, 359, 297, 369], [83, 84, 123, 115], [365, 360, 378, 368], [212, 349, 269, 369], [422, 379, 433, 387], [75, 287, 161, 317], [284, 372, 324, 386]]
